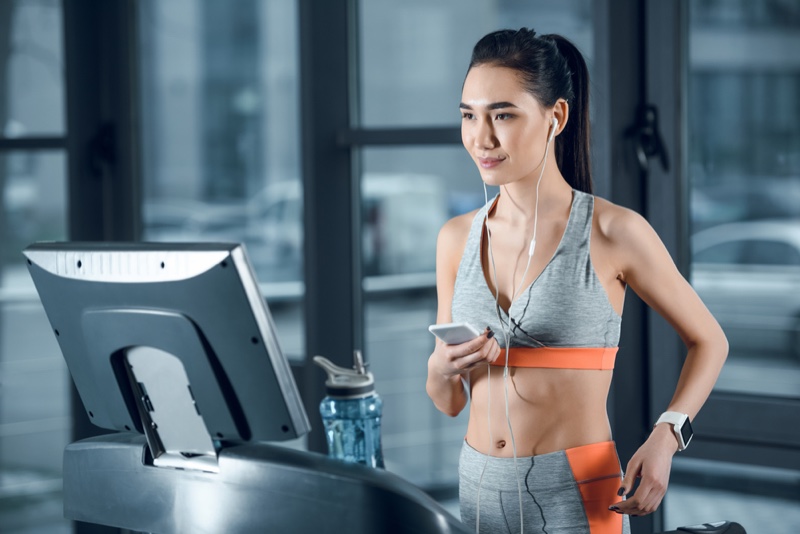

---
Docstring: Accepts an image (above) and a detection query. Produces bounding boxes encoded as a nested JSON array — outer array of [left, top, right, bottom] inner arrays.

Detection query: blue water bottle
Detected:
[[313, 351, 385, 469]]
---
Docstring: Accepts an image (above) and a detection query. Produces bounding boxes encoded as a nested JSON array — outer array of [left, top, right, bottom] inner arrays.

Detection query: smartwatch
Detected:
[[655, 411, 693, 451]]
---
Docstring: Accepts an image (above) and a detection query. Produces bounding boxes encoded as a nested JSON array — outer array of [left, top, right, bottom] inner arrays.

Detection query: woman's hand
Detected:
[[426, 328, 500, 417], [428, 327, 500, 379], [609, 424, 679, 516]]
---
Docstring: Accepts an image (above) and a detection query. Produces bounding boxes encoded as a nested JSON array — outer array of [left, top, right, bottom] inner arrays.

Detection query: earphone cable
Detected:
[[525, 457, 549, 534], [484, 182, 526, 534], [476, 122, 554, 534], [475, 183, 497, 534], [503, 123, 552, 534]]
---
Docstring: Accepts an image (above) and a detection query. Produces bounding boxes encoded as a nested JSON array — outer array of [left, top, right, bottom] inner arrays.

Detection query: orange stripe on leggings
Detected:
[[565, 441, 623, 534], [489, 347, 618, 369]]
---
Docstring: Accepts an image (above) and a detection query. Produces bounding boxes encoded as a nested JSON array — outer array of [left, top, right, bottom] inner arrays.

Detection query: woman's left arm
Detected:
[[605, 206, 728, 517]]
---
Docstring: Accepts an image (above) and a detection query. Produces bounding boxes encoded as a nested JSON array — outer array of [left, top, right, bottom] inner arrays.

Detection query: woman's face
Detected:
[[460, 64, 550, 187]]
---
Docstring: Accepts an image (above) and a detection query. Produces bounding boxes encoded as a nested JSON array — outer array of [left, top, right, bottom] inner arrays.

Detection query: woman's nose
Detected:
[[474, 119, 497, 150]]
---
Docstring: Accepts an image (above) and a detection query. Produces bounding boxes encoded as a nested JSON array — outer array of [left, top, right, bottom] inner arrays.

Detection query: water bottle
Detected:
[[313, 351, 385, 468]]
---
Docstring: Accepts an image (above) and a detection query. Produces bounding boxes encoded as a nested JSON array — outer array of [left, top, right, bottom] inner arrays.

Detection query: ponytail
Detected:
[[547, 35, 592, 194]]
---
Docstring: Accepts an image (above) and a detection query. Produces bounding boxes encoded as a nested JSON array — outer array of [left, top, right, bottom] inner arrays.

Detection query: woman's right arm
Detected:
[[426, 215, 499, 417]]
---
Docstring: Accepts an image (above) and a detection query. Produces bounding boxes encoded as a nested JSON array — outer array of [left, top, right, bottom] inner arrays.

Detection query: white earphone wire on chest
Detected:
[[475, 116, 558, 534]]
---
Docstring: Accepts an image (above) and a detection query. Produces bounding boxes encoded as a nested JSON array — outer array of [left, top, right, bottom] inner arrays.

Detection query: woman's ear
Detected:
[[552, 98, 569, 137]]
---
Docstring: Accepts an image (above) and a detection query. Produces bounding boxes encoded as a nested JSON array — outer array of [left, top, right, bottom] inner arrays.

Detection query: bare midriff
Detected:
[[465, 365, 614, 457]]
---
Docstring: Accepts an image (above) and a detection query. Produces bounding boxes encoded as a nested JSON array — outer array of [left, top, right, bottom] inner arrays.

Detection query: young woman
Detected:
[[426, 28, 728, 534]]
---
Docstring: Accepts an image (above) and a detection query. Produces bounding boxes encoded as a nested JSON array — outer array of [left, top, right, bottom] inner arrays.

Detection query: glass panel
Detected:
[[359, 0, 593, 127], [361, 146, 479, 280], [0, 151, 69, 532], [138, 0, 304, 360], [366, 290, 469, 488], [361, 146, 475, 486], [0, 0, 64, 137], [688, 0, 800, 398]]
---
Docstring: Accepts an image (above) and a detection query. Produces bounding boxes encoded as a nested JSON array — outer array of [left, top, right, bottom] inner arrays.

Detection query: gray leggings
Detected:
[[458, 440, 630, 534]]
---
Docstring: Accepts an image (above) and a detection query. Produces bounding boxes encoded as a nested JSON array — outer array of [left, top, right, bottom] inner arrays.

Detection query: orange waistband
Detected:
[[490, 347, 618, 370]]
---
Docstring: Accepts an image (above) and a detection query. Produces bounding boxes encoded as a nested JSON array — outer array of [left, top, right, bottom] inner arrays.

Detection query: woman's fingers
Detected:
[[432, 328, 502, 376], [610, 453, 670, 516], [447, 332, 499, 370], [488, 341, 501, 363]]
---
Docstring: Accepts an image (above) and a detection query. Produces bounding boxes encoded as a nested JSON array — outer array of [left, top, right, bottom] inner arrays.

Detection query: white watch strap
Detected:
[[655, 411, 687, 427]]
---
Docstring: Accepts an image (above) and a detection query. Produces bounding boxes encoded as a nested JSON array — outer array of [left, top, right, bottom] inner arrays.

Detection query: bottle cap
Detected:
[[313, 351, 375, 398]]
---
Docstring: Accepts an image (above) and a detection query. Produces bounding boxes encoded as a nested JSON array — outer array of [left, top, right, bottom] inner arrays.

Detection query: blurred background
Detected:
[[0, 1, 798, 533]]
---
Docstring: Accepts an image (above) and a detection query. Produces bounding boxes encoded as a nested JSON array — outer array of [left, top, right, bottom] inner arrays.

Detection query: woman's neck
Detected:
[[495, 172, 573, 226]]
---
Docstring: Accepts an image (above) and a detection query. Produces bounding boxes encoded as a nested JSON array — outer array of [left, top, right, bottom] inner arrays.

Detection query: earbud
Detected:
[[547, 117, 559, 143]]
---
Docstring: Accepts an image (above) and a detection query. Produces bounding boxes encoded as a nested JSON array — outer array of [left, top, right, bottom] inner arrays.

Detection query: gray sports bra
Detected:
[[450, 190, 622, 370]]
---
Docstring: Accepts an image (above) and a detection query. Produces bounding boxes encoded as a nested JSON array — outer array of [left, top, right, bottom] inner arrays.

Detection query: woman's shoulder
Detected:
[[438, 209, 479, 252], [436, 210, 479, 265], [592, 195, 669, 277], [592, 195, 653, 244]]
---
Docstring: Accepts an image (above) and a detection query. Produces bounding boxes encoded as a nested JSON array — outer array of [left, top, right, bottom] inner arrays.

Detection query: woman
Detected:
[[425, 28, 728, 534]]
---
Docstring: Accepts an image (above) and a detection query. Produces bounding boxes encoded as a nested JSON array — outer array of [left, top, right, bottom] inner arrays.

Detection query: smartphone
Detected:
[[428, 322, 482, 345]]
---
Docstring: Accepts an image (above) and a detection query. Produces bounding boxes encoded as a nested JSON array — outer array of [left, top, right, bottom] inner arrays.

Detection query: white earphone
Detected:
[[526, 117, 558, 259], [548, 116, 559, 143]]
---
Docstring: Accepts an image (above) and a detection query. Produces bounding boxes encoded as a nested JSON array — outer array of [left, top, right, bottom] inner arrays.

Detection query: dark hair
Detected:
[[468, 28, 592, 194]]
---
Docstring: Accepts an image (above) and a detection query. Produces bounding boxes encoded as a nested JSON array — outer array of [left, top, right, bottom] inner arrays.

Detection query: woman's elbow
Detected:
[[439, 403, 464, 418], [691, 323, 729, 364], [712, 321, 729, 361], [426, 382, 465, 418]]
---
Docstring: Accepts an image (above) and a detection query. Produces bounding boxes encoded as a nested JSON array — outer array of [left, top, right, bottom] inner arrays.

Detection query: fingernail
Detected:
[[487, 330, 495, 339], [617, 487, 625, 496], [608, 505, 619, 512]]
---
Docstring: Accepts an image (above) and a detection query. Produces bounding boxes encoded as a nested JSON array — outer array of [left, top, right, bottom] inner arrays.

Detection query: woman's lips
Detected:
[[478, 157, 505, 169]]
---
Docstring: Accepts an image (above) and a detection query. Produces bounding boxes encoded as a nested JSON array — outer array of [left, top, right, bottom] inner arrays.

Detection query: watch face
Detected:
[[679, 417, 694, 447]]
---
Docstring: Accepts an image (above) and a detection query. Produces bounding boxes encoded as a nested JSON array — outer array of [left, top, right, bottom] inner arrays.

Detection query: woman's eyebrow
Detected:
[[459, 101, 519, 110]]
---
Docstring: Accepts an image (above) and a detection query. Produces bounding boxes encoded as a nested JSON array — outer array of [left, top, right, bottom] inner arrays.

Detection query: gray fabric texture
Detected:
[[458, 440, 631, 534], [451, 190, 621, 350]]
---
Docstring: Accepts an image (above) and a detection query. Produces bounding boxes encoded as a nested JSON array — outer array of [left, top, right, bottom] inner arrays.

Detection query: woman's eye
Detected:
[[495, 113, 512, 120], [461, 112, 474, 120]]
